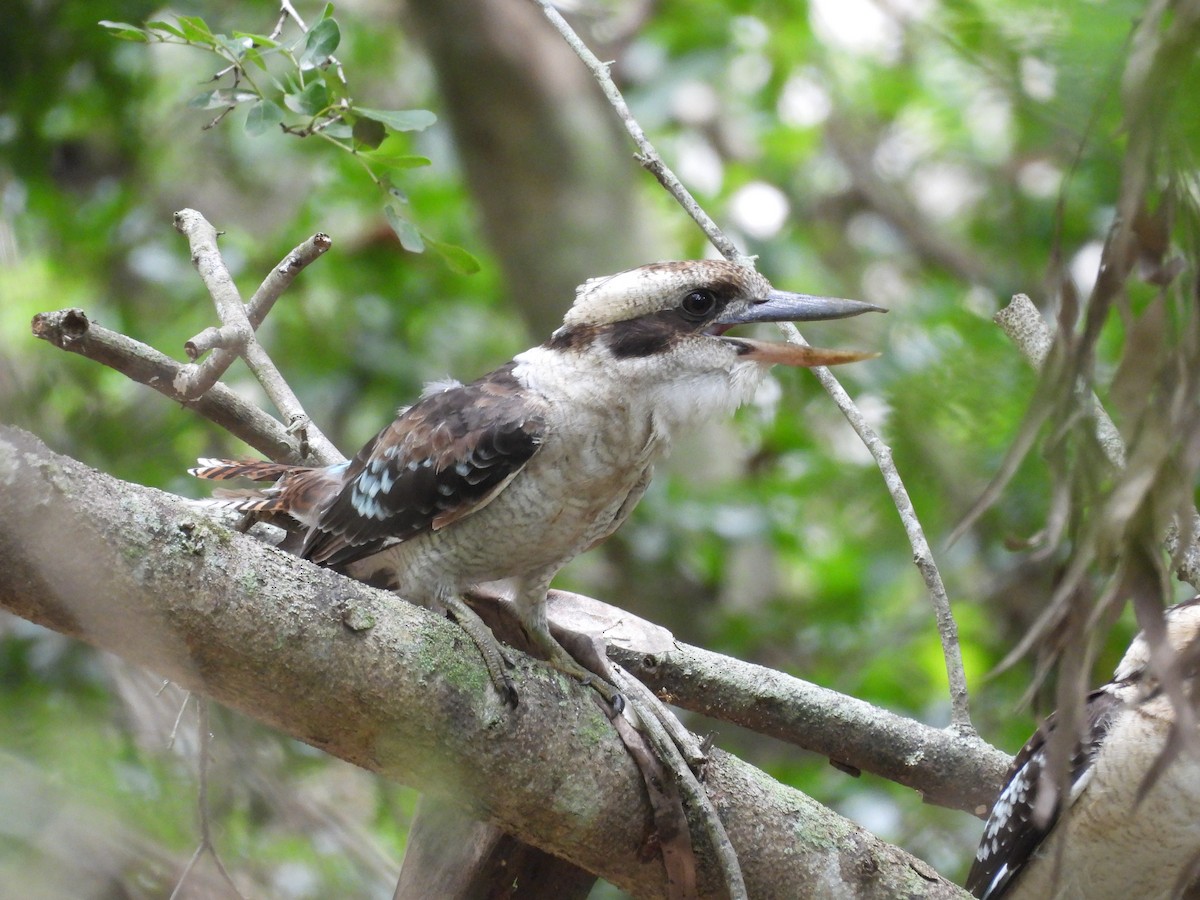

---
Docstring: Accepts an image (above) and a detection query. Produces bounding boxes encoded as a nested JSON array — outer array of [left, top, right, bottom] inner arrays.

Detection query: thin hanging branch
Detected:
[[529, 0, 750, 268], [530, 0, 973, 732], [168, 699, 245, 900], [995, 293, 1200, 592]]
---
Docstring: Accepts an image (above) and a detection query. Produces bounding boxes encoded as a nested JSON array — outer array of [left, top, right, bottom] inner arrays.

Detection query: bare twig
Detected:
[[185, 325, 247, 360], [532, 0, 973, 731], [182, 232, 332, 366], [167, 691, 193, 749], [31, 308, 305, 462], [172, 210, 254, 399], [246, 232, 333, 330]]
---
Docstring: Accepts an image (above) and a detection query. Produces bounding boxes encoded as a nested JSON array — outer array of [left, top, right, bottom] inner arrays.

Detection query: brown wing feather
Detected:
[[301, 363, 548, 567]]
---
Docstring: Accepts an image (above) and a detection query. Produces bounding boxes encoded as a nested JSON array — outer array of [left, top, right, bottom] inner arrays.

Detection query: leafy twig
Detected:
[[99, 8, 470, 267]]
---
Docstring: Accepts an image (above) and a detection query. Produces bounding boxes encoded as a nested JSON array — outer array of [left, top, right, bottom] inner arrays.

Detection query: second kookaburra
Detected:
[[967, 597, 1200, 900], [191, 260, 882, 703]]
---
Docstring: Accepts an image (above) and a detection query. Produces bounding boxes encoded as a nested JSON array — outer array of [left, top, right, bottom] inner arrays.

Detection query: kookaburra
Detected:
[[191, 260, 882, 704], [967, 597, 1200, 900]]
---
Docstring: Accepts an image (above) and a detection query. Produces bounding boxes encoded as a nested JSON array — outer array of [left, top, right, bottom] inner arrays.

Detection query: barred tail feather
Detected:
[[188, 458, 300, 482], [190, 495, 290, 515], [189, 458, 344, 530]]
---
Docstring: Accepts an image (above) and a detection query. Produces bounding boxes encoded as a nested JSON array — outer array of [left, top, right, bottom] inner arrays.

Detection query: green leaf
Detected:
[[188, 89, 257, 110], [384, 205, 424, 252], [243, 47, 267, 72], [232, 31, 280, 49], [245, 100, 285, 136], [300, 17, 340, 69], [188, 90, 218, 109], [355, 107, 437, 132], [427, 238, 481, 275], [352, 117, 387, 149], [98, 21, 149, 42], [365, 136, 431, 168], [324, 72, 350, 104], [176, 15, 214, 45], [215, 34, 253, 60], [369, 151, 431, 169], [145, 20, 187, 39], [284, 81, 330, 116]]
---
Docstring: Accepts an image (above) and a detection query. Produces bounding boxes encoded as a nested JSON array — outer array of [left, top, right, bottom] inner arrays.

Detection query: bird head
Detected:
[[1113, 596, 1200, 686], [550, 260, 883, 372]]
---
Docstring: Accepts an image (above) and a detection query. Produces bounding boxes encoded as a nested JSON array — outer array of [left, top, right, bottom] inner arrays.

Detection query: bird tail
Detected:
[[189, 458, 298, 483], [188, 457, 337, 527]]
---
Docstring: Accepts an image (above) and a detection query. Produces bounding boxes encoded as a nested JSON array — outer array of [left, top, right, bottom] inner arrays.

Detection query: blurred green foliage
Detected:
[[2, 0, 1195, 895]]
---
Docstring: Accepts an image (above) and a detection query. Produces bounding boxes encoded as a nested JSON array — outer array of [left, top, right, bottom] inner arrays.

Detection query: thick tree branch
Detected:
[[598, 616, 1009, 815], [0, 426, 970, 898]]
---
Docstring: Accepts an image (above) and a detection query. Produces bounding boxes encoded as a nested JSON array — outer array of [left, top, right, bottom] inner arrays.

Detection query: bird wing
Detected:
[[302, 363, 548, 568], [966, 688, 1121, 899]]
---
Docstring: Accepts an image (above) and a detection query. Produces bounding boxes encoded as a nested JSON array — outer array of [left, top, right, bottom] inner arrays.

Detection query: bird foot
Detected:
[[533, 631, 625, 715], [442, 595, 624, 713], [441, 596, 519, 706]]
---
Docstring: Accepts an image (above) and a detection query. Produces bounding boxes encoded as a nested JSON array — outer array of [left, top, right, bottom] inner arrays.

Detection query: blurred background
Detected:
[[2, 0, 1197, 895]]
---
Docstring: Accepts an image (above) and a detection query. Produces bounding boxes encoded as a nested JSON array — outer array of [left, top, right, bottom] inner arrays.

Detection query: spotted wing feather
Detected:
[[301, 363, 548, 567], [966, 689, 1121, 899]]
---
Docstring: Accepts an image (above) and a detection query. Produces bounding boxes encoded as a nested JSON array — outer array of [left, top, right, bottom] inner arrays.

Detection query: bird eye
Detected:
[[680, 289, 718, 320]]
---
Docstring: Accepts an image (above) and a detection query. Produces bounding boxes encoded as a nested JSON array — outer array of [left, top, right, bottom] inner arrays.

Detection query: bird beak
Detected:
[[712, 290, 885, 367], [716, 290, 887, 326]]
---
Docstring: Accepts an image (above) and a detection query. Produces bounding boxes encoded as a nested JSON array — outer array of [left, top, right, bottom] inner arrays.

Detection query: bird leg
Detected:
[[446, 589, 621, 710], [439, 595, 518, 706]]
